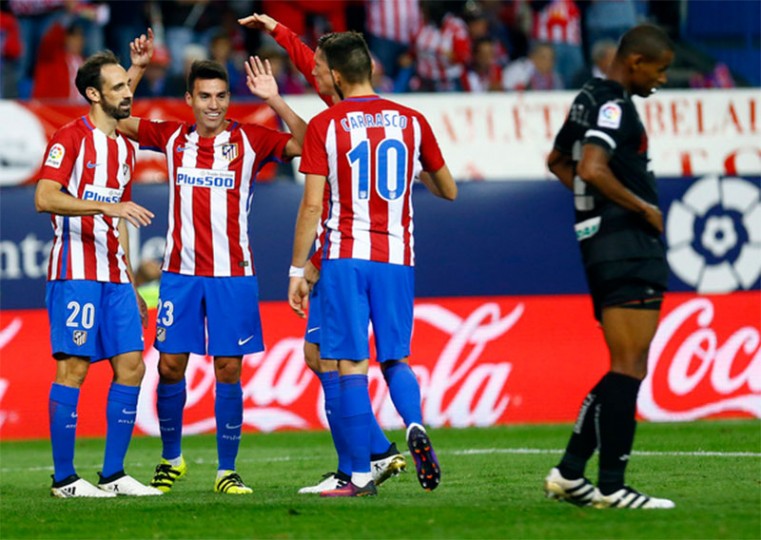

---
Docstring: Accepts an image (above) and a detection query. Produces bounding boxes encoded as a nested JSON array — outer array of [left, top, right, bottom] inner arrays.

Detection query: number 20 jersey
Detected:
[[299, 95, 445, 266]]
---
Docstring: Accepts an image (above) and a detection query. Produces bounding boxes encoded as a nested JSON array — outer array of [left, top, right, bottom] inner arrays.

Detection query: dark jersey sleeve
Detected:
[[582, 98, 636, 156]]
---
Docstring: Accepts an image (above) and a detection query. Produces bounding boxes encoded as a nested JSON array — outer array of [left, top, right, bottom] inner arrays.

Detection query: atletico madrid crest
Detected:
[[72, 330, 87, 346], [222, 143, 238, 162]]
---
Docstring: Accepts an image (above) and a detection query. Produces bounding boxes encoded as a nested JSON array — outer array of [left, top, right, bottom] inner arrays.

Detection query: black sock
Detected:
[[597, 372, 641, 495], [557, 376, 606, 480]]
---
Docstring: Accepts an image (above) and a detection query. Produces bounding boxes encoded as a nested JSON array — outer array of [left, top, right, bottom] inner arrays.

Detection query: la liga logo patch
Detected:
[[597, 102, 622, 129], [44, 143, 65, 168]]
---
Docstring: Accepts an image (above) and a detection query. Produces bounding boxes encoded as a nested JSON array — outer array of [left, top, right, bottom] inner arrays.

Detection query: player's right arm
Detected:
[[35, 179, 154, 227], [118, 28, 155, 140], [421, 166, 457, 201], [238, 12, 336, 106], [547, 148, 575, 190]]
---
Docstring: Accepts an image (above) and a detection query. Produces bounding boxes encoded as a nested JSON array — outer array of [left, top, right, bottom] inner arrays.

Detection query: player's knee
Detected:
[[214, 357, 242, 383], [157, 358, 185, 384], [303, 342, 320, 372]]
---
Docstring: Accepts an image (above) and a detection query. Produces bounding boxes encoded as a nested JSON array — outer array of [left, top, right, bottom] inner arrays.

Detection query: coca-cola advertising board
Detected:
[[1, 291, 758, 440], [1, 176, 759, 439]]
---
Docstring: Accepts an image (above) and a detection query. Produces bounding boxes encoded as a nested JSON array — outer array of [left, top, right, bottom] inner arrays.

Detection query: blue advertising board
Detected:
[[1, 176, 759, 310]]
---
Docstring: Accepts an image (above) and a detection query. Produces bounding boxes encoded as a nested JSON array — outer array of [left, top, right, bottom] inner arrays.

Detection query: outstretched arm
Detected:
[[244, 55, 306, 158], [238, 12, 336, 106]]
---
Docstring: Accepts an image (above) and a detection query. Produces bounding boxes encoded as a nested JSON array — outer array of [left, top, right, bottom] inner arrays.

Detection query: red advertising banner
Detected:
[[3, 99, 282, 186], [1, 292, 758, 440]]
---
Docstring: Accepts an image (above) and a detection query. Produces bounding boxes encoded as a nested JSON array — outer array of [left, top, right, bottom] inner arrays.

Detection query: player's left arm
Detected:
[[577, 144, 663, 233], [117, 218, 149, 328], [288, 173, 326, 317], [244, 55, 306, 158]]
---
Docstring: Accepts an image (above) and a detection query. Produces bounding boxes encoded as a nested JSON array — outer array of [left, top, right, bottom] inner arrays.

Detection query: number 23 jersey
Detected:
[[138, 119, 291, 277]]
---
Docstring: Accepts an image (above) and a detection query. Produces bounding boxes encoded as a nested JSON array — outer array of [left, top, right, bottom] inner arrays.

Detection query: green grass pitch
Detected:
[[1, 421, 759, 539]]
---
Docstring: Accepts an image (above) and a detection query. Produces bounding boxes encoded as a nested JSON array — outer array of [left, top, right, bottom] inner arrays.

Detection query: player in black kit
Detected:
[[544, 24, 676, 510]]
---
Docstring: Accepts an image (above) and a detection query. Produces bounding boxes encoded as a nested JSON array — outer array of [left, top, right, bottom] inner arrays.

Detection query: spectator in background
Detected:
[[690, 63, 736, 89], [0, 4, 22, 98], [164, 43, 208, 95], [209, 32, 247, 96], [528, 0, 584, 88], [412, 0, 471, 92], [105, 0, 150, 66], [261, 0, 346, 48], [503, 41, 563, 91], [161, 0, 220, 77], [570, 38, 616, 88], [582, 0, 637, 58], [463, 37, 504, 92], [32, 21, 86, 101], [257, 46, 309, 96], [365, 0, 422, 80], [133, 45, 172, 97], [9, 0, 66, 85]]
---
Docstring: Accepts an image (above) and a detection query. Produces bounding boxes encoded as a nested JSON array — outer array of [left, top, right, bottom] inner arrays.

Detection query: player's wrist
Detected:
[[289, 265, 305, 278]]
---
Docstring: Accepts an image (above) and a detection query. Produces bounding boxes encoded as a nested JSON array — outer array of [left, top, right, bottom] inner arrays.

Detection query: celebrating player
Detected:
[[288, 31, 457, 496], [119, 32, 306, 494], [545, 24, 676, 509], [239, 12, 408, 494], [36, 50, 161, 498]]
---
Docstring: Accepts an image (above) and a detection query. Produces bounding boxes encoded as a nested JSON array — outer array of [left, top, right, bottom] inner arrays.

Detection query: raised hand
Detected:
[[244, 56, 278, 101], [238, 13, 277, 33], [129, 27, 155, 69]]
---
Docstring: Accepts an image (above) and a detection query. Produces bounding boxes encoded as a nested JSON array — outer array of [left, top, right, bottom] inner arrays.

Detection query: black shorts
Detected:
[[584, 258, 668, 322]]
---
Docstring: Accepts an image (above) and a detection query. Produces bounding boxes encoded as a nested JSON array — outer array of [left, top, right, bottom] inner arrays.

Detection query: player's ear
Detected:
[[86, 86, 100, 103], [628, 53, 645, 72], [185, 91, 192, 106]]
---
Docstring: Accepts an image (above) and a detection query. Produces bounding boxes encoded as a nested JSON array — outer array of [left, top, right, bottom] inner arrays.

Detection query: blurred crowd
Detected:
[[0, 0, 735, 101]]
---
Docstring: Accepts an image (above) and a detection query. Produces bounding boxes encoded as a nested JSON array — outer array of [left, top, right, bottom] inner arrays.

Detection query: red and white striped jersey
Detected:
[[413, 13, 471, 87], [300, 95, 445, 266], [39, 116, 136, 283], [366, 0, 422, 45], [532, 0, 581, 46], [137, 119, 291, 277]]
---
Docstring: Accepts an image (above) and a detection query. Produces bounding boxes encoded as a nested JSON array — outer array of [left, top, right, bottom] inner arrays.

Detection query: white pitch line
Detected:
[[2, 447, 759, 474], [452, 448, 761, 458]]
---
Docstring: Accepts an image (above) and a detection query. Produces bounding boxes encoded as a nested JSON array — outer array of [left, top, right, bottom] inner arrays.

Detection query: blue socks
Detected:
[[49, 383, 79, 482], [340, 374, 373, 475], [215, 381, 243, 472], [157, 380, 186, 460], [383, 362, 423, 426], [102, 383, 140, 478], [319, 371, 352, 476]]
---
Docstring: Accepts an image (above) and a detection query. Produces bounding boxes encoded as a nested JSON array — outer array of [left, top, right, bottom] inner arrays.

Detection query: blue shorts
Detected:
[[155, 272, 264, 356], [320, 259, 413, 362], [45, 280, 144, 362], [304, 280, 321, 345]]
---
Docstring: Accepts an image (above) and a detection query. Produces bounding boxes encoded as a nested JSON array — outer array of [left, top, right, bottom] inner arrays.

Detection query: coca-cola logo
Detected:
[[135, 302, 522, 434], [639, 297, 761, 420]]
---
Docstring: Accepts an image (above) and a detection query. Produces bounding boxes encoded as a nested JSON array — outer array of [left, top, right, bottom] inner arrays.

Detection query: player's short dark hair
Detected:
[[75, 50, 120, 103], [319, 31, 372, 84], [187, 60, 229, 94], [616, 24, 674, 61], [316, 32, 338, 50]]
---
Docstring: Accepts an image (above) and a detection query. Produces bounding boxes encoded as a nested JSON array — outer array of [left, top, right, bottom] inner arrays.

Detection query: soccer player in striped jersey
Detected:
[[240, 13, 410, 495], [288, 31, 457, 496], [35, 49, 161, 498], [119, 33, 306, 495]]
